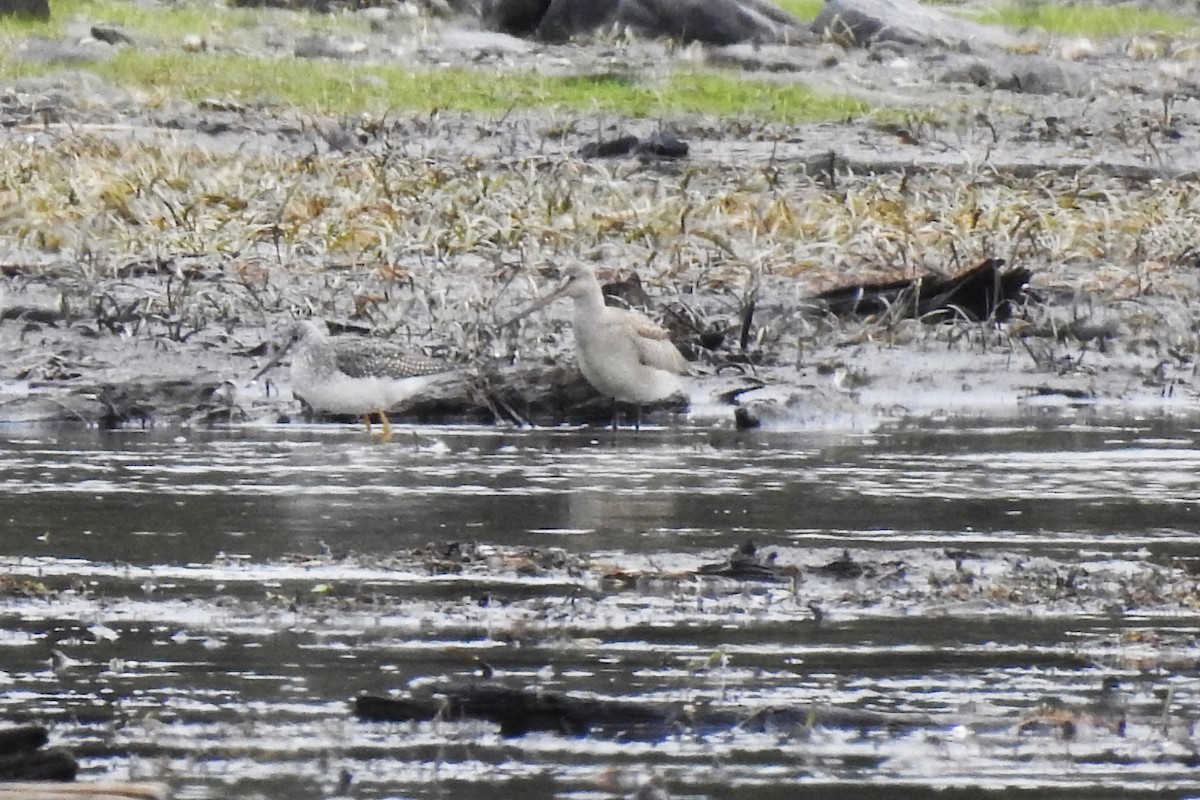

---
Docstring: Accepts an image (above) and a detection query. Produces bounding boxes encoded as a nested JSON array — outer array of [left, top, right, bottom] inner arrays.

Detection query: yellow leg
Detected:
[[360, 411, 392, 442]]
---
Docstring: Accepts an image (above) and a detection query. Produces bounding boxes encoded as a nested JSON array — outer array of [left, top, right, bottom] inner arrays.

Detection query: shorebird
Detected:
[[507, 264, 692, 429], [255, 320, 455, 440]]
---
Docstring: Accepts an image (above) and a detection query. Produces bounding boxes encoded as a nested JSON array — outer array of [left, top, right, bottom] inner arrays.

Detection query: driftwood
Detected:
[[579, 133, 689, 160], [355, 682, 933, 739], [810, 258, 1032, 322], [0, 785, 169, 800]]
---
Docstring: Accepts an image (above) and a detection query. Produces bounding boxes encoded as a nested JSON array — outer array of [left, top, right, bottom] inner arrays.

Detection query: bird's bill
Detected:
[[499, 281, 569, 329], [249, 337, 294, 383]]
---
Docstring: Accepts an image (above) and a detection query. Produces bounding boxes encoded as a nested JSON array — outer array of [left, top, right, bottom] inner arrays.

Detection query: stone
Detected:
[[479, 0, 550, 35], [0, 0, 49, 20], [16, 36, 116, 64], [481, 0, 806, 44], [939, 54, 1089, 96], [813, 0, 1016, 50], [181, 33, 207, 52], [90, 25, 134, 45], [294, 33, 368, 58]]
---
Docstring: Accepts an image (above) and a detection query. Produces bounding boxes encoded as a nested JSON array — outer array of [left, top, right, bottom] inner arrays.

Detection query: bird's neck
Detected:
[[294, 341, 335, 380], [572, 286, 607, 319]]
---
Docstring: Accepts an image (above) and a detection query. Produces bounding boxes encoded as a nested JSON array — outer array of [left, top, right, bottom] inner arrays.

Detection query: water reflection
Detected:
[[1, 421, 1195, 562], [0, 417, 1198, 798]]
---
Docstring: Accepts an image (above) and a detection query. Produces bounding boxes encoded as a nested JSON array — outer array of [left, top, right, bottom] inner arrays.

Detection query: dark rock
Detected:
[[0, 726, 76, 782], [579, 134, 641, 158], [0, 725, 48, 756], [0, 747, 77, 781], [601, 270, 652, 308], [0, 0, 49, 20], [579, 132, 688, 159], [484, 0, 808, 44], [813, 0, 1016, 49], [480, 0, 551, 34], [90, 25, 134, 45], [638, 130, 688, 158], [355, 682, 935, 738]]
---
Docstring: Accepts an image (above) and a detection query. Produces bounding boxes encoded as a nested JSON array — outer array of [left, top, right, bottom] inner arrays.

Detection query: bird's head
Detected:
[[252, 319, 328, 381], [287, 320, 327, 345], [501, 263, 602, 328], [556, 263, 600, 300]]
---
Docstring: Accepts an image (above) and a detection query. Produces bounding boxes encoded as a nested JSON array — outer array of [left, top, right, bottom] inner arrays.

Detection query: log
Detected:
[[355, 682, 933, 739], [0, 784, 168, 800], [357, 684, 666, 737], [811, 258, 1032, 322]]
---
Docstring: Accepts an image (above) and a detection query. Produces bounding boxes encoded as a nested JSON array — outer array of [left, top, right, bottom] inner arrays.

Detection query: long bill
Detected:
[[249, 337, 295, 383], [498, 281, 570, 329]]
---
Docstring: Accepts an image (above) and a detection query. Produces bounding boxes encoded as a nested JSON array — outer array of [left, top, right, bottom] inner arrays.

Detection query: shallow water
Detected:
[[1, 415, 1199, 799]]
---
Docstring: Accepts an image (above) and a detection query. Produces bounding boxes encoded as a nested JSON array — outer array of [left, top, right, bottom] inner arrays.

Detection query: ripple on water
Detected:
[[0, 422, 1199, 797]]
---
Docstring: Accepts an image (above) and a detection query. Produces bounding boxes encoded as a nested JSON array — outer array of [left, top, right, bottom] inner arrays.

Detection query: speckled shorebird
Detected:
[[255, 320, 455, 440], [508, 263, 692, 429]]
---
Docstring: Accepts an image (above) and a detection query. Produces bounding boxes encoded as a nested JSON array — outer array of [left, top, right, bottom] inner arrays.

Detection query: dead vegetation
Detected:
[[1, 107, 1199, 424]]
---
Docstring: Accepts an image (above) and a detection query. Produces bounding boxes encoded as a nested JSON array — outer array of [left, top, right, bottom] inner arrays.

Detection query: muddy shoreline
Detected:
[[2, 6, 1200, 430]]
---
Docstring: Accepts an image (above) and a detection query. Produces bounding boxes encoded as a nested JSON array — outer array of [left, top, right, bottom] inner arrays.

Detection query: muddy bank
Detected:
[[2, 4, 1200, 429]]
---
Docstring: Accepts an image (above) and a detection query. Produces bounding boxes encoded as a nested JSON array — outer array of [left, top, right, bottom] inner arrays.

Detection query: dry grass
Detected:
[[3, 113, 1199, 373], [11, 125, 1196, 291]]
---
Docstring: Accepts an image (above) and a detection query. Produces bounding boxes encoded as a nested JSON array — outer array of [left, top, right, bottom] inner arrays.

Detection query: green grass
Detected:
[[0, 0, 240, 37], [0, 0, 361, 39], [0, 0, 869, 121], [774, 0, 824, 22], [973, 2, 1199, 36], [0, 49, 868, 121]]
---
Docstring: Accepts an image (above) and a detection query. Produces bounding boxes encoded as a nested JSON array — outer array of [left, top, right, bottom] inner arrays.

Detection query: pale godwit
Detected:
[[508, 264, 692, 428], [255, 320, 455, 440]]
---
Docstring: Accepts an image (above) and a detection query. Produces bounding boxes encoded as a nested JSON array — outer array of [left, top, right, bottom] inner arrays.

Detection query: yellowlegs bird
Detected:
[[256, 320, 456, 440], [508, 264, 692, 428]]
